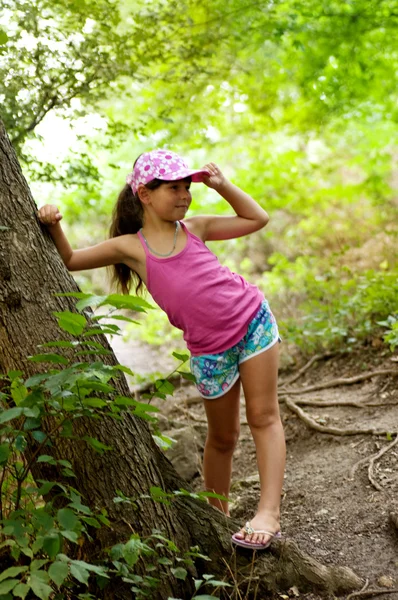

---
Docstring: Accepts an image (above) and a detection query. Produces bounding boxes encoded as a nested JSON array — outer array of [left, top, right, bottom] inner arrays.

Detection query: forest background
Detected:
[[2, 0, 398, 363]]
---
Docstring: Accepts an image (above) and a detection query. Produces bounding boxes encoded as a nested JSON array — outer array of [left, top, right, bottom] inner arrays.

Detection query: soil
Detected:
[[109, 332, 398, 599]]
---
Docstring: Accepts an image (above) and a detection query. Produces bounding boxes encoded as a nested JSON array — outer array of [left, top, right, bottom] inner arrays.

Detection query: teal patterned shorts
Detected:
[[190, 300, 280, 399]]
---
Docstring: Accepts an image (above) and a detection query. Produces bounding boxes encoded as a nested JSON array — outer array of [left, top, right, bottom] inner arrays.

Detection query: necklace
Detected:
[[140, 221, 179, 257]]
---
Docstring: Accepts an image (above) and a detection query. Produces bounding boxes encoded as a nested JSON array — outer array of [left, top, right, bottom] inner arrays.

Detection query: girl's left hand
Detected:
[[201, 162, 227, 190]]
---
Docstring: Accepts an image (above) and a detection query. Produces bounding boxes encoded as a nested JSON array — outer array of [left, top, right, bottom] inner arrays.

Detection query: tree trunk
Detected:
[[0, 121, 363, 598]]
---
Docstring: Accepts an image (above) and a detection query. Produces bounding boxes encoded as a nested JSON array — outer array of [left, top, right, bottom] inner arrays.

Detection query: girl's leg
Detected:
[[202, 378, 241, 514], [236, 342, 285, 545]]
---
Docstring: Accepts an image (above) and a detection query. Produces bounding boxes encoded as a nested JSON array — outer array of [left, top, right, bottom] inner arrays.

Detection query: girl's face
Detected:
[[146, 178, 192, 220]]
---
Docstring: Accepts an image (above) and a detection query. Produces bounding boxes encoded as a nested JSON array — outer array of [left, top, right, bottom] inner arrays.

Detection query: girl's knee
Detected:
[[246, 405, 281, 430], [206, 429, 240, 453]]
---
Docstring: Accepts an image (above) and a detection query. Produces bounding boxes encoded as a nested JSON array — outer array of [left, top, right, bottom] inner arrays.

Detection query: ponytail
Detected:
[[108, 177, 165, 295], [108, 184, 144, 295]]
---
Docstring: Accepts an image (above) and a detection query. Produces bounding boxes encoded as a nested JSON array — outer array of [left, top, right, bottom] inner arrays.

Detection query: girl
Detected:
[[38, 149, 286, 550]]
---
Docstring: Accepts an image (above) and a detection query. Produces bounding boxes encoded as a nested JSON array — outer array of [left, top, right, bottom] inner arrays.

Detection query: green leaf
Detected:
[[100, 294, 154, 312], [93, 314, 140, 325], [7, 370, 22, 381], [39, 340, 76, 349], [57, 507, 79, 530], [0, 407, 23, 424], [43, 533, 61, 559], [0, 30, 8, 45], [171, 567, 187, 581], [35, 481, 56, 495], [68, 492, 91, 514], [83, 436, 112, 453], [81, 397, 107, 408], [112, 365, 135, 377], [152, 434, 176, 450], [0, 443, 10, 465], [11, 380, 27, 404], [75, 295, 107, 311], [48, 561, 69, 587], [30, 560, 49, 571], [37, 455, 57, 465], [24, 373, 49, 387], [81, 516, 101, 528], [12, 583, 30, 599], [0, 567, 27, 582], [28, 354, 69, 365], [206, 579, 232, 587], [172, 352, 190, 362], [78, 381, 115, 394], [0, 580, 19, 594], [158, 557, 173, 565], [70, 563, 89, 585], [70, 560, 109, 578], [193, 596, 220, 600], [122, 539, 141, 566], [155, 379, 174, 395], [29, 572, 52, 600], [53, 311, 87, 336], [60, 530, 79, 543], [177, 371, 196, 382]]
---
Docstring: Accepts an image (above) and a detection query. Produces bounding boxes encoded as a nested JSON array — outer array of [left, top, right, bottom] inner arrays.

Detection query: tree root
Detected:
[[284, 397, 393, 436], [259, 537, 363, 594], [289, 398, 396, 408], [280, 369, 398, 395], [346, 590, 398, 599], [280, 351, 340, 387], [367, 434, 398, 491], [350, 434, 398, 488]]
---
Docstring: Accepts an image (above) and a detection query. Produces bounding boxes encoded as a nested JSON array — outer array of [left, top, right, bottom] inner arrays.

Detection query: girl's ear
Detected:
[[137, 185, 151, 204]]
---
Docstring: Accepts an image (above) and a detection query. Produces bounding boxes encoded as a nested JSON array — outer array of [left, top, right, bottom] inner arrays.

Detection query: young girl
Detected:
[[38, 149, 286, 550]]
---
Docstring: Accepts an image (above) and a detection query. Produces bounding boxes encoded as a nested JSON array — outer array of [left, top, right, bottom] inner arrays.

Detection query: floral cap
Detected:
[[126, 149, 210, 194]]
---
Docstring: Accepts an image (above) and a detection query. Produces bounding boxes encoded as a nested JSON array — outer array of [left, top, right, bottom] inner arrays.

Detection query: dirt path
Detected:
[[109, 334, 398, 598]]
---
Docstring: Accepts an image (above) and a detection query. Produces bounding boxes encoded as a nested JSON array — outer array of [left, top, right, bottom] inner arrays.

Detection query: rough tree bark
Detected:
[[0, 121, 363, 598]]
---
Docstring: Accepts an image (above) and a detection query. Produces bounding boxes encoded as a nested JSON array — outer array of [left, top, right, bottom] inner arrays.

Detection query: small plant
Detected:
[[0, 293, 220, 599], [378, 314, 398, 351]]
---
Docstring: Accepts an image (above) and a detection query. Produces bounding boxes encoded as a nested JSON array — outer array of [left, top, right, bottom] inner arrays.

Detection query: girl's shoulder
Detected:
[[116, 232, 146, 260], [182, 216, 207, 242]]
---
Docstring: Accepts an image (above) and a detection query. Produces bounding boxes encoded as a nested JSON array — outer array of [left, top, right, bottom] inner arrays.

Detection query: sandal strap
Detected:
[[243, 521, 278, 536]]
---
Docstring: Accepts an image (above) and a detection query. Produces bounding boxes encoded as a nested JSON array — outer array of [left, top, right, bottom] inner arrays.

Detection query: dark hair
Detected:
[[108, 177, 165, 295]]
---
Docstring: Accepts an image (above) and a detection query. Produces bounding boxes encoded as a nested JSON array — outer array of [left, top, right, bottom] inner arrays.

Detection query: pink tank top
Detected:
[[137, 222, 263, 356]]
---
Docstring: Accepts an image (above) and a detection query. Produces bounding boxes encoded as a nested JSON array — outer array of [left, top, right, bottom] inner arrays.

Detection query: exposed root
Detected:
[[265, 537, 363, 594], [285, 397, 393, 436], [281, 369, 397, 395], [346, 579, 369, 600], [280, 351, 340, 387], [368, 434, 398, 491], [346, 589, 398, 599]]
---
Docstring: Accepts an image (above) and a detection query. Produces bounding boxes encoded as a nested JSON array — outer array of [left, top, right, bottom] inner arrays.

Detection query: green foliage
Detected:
[[0, 294, 214, 598], [270, 265, 398, 354], [378, 315, 398, 351], [5, 0, 398, 361]]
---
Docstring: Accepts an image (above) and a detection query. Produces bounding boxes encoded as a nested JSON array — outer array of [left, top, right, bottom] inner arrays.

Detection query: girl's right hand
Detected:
[[37, 204, 63, 226]]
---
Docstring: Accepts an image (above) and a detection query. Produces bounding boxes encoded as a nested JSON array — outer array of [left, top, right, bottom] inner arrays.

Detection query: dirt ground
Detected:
[[110, 333, 398, 599]]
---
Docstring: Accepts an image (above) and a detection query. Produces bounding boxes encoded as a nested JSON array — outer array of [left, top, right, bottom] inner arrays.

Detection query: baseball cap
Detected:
[[126, 149, 210, 195]]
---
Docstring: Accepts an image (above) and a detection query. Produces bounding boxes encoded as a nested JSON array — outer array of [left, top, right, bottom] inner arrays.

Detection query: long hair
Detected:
[[108, 178, 163, 295]]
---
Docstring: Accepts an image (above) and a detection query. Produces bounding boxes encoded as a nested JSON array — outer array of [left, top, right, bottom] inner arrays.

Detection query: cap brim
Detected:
[[160, 168, 210, 183]]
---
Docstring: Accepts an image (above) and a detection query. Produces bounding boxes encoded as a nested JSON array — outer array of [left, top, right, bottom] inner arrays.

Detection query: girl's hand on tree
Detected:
[[201, 162, 228, 190], [37, 204, 63, 226]]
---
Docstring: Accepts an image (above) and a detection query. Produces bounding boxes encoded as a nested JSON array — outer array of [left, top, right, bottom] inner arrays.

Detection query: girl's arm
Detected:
[[185, 163, 269, 241], [37, 204, 136, 270]]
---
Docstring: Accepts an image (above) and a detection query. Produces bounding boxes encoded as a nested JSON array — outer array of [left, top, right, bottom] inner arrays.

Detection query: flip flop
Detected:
[[231, 521, 282, 550]]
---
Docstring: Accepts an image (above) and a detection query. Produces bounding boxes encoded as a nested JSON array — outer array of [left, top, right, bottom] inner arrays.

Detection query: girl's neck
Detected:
[[141, 213, 177, 234]]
